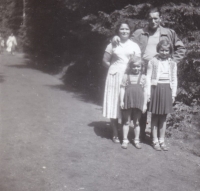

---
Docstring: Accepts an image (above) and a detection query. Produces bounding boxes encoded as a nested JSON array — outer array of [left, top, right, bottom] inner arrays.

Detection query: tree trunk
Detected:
[[22, 0, 26, 26]]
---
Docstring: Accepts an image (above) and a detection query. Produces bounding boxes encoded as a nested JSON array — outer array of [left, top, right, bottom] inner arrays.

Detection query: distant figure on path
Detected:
[[6, 33, 17, 54], [102, 20, 141, 143]]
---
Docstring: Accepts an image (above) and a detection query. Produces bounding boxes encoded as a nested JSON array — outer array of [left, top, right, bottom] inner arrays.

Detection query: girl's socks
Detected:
[[158, 138, 164, 144], [134, 138, 140, 143], [153, 138, 159, 144]]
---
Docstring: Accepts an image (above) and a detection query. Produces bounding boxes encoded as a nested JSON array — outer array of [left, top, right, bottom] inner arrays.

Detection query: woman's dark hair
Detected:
[[156, 40, 173, 54], [115, 19, 134, 36], [126, 56, 145, 74]]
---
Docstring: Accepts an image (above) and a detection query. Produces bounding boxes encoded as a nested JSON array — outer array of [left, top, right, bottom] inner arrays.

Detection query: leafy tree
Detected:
[[0, 0, 23, 49]]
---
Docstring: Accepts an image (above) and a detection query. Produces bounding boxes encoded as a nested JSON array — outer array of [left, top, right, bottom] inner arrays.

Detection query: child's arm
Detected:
[[142, 77, 148, 113], [146, 60, 153, 101], [171, 62, 177, 103]]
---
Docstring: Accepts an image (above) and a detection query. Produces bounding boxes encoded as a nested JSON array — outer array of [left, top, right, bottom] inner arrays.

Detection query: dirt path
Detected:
[[0, 53, 199, 191]]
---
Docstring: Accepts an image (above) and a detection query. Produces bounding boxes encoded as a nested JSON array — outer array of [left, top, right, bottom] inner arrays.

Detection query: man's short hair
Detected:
[[147, 7, 162, 18]]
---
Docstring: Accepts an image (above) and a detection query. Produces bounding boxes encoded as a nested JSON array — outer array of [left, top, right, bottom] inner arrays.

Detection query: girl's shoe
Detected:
[[112, 137, 120, 143], [133, 142, 142, 149], [152, 142, 162, 151], [121, 139, 129, 149], [160, 142, 169, 151]]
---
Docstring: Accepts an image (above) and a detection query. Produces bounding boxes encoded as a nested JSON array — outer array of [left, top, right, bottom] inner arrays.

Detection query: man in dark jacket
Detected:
[[131, 7, 185, 71]]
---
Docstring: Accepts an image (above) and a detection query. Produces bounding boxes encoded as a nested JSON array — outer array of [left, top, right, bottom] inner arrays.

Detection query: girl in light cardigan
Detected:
[[147, 40, 177, 151]]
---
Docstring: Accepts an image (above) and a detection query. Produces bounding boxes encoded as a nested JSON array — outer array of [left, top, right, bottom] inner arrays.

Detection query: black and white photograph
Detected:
[[0, 0, 199, 191]]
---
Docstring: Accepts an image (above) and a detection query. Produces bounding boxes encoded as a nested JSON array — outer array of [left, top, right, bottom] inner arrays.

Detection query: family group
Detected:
[[102, 7, 186, 151]]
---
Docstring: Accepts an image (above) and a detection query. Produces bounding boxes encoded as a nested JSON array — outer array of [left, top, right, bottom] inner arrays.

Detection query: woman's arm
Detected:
[[146, 61, 152, 101], [102, 52, 112, 68], [143, 88, 148, 113], [171, 62, 177, 103], [142, 77, 148, 113], [111, 36, 120, 46]]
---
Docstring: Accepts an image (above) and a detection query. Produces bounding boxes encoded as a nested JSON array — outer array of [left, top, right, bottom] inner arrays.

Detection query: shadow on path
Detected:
[[6, 55, 105, 106], [0, 74, 4, 83], [6, 61, 58, 74], [46, 84, 103, 105], [88, 120, 153, 146], [7, 64, 34, 70], [88, 121, 112, 140]]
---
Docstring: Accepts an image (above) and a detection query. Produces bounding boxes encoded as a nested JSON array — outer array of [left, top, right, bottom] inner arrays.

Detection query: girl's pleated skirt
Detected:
[[149, 83, 173, 115], [124, 84, 144, 111]]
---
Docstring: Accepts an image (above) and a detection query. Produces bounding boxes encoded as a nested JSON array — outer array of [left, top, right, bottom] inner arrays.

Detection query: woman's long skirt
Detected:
[[103, 71, 124, 119]]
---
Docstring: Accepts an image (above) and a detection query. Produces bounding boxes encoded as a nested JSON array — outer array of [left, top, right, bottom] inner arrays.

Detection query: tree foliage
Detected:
[[0, 0, 23, 38]]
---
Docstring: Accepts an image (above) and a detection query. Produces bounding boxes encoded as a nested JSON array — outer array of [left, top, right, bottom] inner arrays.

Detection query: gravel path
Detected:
[[0, 53, 199, 191]]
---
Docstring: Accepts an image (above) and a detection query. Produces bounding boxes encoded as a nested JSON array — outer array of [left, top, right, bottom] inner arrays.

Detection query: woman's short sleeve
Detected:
[[105, 43, 113, 55], [121, 74, 128, 87]]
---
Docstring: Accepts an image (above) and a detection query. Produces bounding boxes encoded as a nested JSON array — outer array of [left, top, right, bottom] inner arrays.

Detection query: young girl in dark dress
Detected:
[[120, 56, 148, 149], [147, 40, 177, 151]]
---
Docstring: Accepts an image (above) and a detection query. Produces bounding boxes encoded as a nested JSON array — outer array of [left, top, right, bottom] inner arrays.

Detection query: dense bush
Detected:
[[167, 100, 200, 136], [166, 100, 200, 156]]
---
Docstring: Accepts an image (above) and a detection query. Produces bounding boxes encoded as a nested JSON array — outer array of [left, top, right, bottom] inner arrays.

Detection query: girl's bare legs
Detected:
[[151, 114, 161, 151], [132, 108, 142, 149], [158, 114, 167, 142], [121, 109, 131, 149], [151, 114, 159, 143], [111, 118, 119, 143], [158, 114, 168, 151]]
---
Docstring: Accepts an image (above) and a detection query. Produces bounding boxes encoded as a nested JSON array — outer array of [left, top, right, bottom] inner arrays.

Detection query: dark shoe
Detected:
[[152, 142, 162, 151], [160, 142, 169, 151], [112, 136, 120, 143]]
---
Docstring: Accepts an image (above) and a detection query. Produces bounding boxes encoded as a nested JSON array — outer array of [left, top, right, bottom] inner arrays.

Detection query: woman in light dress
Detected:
[[6, 33, 17, 54], [102, 20, 141, 143]]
